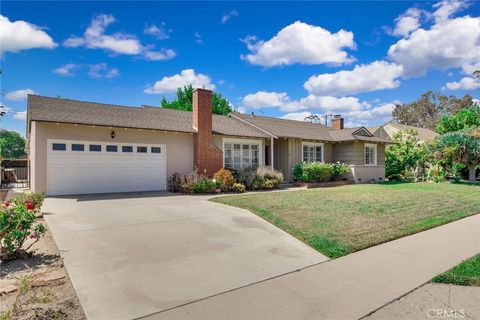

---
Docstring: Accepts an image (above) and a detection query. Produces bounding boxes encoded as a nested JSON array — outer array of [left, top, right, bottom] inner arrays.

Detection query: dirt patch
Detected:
[[0, 220, 86, 320]]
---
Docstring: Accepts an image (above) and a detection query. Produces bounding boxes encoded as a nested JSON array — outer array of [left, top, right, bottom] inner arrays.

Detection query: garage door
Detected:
[[47, 140, 166, 196]]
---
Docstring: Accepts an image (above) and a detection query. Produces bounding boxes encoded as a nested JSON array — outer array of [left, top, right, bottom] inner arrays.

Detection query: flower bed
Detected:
[[1, 192, 46, 261], [168, 166, 284, 194]]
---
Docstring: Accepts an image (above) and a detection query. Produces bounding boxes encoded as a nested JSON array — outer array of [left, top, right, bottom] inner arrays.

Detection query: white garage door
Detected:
[[47, 140, 166, 196]]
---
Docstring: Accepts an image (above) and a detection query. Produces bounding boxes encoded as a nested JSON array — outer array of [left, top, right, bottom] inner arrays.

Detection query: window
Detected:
[[365, 143, 377, 165], [89, 144, 102, 152], [224, 140, 260, 170], [302, 142, 323, 162], [106, 145, 118, 152], [122, 146, 133, 153], [151, 147, 161, 153], [52, 143, 66, 151], [72, 144, 84, 151], [137, 146, 147, 153]]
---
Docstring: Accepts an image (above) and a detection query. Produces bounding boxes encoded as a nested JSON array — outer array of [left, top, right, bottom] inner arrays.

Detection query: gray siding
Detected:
[[333, 142, 364, 165]]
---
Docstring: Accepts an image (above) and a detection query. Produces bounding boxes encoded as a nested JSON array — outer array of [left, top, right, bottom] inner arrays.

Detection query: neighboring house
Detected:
[[369, 122, 438, 143], [27, 89, 392, 196]]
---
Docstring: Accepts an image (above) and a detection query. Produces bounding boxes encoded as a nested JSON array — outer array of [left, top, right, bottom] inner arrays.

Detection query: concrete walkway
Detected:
[[147, 214, 480, 320], [366, 283, 480, 319]]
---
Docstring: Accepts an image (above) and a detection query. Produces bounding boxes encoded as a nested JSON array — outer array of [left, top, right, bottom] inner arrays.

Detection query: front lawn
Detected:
[[212, 182, 480, 258], [433, 254, 480, 286]]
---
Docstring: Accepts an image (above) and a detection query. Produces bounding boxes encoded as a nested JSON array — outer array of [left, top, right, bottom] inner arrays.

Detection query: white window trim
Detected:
[[364, 143, 377, 166], [222, 138, 263, 168], [301, 141, 325, 163]]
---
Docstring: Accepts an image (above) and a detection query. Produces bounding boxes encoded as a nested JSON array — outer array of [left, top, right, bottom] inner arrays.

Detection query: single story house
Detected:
[[27, 89, 392, 196], [369, 122, 438, 142]]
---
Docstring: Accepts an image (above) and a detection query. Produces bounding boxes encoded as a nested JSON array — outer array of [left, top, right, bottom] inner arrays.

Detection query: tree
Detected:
[[435, 128, 480, 184], [392, 91, 473, 130], [304, 114, 323, 124], [0, 129, 26, 159], [436, 104, 480, 134], [385, 129, 430, 180], [160, 85, 233, 116]]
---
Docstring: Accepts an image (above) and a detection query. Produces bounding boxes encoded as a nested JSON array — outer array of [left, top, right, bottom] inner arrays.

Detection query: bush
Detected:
[[192, 178, 218, 194], [1, 198, 46, 260], [15, 192, 45, 210], [213, 168, 235, 192], [237, 166, 283, 190], [295, 162, 333, 182], [292, 162, 304, 181], [451, 162, 465, 183], [387, 173, 404, 181], [231, 183, 246, 193], [331, 162, 350, 181], [237, 167, 262, 190], [426, 163, 446, 183], [168, 172, 185, 192]]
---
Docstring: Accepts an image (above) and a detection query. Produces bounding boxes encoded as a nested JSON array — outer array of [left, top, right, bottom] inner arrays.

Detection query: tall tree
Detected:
[[392, 91, 473, 130], [436, 104, 480, 134], [304, 114, 324, 124], [435, 128, 480, 184], [0, 129, 26, 159], [161, 85, 234, 116]]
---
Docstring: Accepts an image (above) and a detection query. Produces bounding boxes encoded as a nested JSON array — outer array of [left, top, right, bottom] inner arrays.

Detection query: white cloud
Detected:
[[144, 69, 215, 94], [241, 21, 355, 67], [347, 103, 395, 122], [433, 0, 468, 24], [0, 15, 56, 55], [444, 77, 480, 90], [304, 61, 403, 96], [281, 111, 314, 121], [6, 89, 35, 101], [144, 23, 172, 40], [13, 110, 27, 121], [194, 32, 203, 44], [388, 16, 480, 77], [53, 63, 78, 76], [393, 8, 423, 37], [236, 107, 247, 114], [221, 10, 239, 24], [87, 63, 119, 79], [242, 91, 289, 109], [143, 49, 176, 61], [64, 14, 175, 61]]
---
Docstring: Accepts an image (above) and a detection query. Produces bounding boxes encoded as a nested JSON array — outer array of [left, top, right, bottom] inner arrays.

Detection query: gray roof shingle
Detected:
[[27, 95, 394, 143], [27, 95, 270, 138]]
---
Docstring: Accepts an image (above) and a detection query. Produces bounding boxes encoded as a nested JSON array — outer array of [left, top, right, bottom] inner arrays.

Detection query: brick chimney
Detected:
[[331, 115, 344, 129], [192, 88, 223, 176]]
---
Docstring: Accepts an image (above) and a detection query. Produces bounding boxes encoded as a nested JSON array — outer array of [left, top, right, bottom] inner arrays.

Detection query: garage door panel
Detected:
[[47, 140, 166, 196]]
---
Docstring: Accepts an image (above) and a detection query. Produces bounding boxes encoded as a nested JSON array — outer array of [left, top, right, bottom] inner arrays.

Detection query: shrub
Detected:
[[292, 162, 304, 181], [451, 162, 465, 183], [192, 178, 218, 194], [237, 166, 283, 190], [300, 162, 333, 182], [179, 170, 203, 194], [426, 163, 446, 183], [213, 168, 235, 192], [168, 172, 186, 192], [231, 183, 246, 193], [237, 167, 262, 190], [387, 173, 404, 181], [331, 162, 350, 181], [16, 192, 45, 210], [1, 198, 46, 261]]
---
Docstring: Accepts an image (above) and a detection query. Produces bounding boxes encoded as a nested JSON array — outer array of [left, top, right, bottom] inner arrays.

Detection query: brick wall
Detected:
[[192, 89, 223, 176]]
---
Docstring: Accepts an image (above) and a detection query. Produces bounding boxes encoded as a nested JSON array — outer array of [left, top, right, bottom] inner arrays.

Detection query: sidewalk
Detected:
[[147, 214, 480, 320]]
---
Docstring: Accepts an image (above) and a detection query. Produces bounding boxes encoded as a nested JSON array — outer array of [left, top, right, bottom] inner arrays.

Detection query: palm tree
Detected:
[[435, 128, 480, 184]]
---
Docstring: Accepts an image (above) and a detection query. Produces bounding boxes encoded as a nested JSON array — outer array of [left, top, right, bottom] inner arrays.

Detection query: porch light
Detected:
[[111, 130, 116, 139]]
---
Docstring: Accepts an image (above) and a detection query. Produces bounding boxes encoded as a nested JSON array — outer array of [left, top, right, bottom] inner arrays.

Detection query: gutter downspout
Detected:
[[229, 113, 278, 169]]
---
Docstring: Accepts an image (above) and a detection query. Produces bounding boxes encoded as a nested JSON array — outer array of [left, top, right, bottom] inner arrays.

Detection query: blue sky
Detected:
[[1, 0, 479, 135]]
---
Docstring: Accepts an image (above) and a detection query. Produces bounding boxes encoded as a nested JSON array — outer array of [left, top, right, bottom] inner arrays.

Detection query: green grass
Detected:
[[212, 182, 480, 258], [433, 254, 480, 286]]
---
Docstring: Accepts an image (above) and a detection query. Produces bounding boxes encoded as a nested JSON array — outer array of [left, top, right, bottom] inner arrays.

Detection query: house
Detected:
[[27, 89, 392, 196], [369, 122, 438, 143]]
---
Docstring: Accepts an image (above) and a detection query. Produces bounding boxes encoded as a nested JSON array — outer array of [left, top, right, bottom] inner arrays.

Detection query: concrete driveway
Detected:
[[43, 193, 328, 320]]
